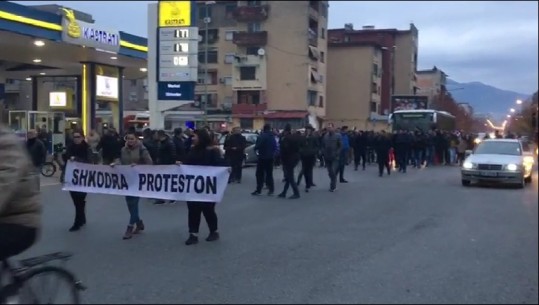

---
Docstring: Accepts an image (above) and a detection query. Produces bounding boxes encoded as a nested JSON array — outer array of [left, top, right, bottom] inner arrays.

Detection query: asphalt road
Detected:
[[26, 164, 538, 304]]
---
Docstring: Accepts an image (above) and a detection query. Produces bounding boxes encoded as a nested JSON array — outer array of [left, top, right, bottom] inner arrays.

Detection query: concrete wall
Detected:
[[326, 45, 381, 129]]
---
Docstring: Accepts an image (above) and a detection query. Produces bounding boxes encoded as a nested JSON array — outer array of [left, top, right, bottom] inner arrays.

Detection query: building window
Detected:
[[319, 74, 324, 83], [223, 76, 233, 86], [344, 36, 350, 42], [371, 82, 377, 94], [198, 6, 212, 19], [225, 4, 237, 18], [318, 95, 324, 108], [370, 102, 377, 113], [225, 30, 236, 41], [130, 79, 137, 87], [307, 90, 317, 106], [321, 28, 325, 39], [224, 54, 235, 64], [240, 118, 254, 129], [237, 90, 261, 104], [197, 71, 218, 85], [320, 51, 325, 63], [196, 93, 218, 108], [247, 22, 261, 33], [198, 50, 218, 64], [239, 67, 256, 81], [373, 63, 378, 76]]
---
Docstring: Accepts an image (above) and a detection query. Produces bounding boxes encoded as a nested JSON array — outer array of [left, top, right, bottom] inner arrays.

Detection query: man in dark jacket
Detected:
[[321, 123, 342, 192], [26, 129, 47, 170], [298, 125, 319, 192], [278, 124, 301, 199], [374, 131, 392, 177], [97, 128, 122, 164], [172, 128, 186, 163], [155, 130, 177, 204], [224, 127, 247, 183], [393, 130, 412, 173], [353, 130, 368, 171], [252, 124, 276, 196]]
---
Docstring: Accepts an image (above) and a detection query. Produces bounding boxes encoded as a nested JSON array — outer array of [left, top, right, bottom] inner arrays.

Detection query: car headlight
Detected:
[[474, 138, 481, 144], [506, 164, 518, 171], [463, 162, 474, 169]]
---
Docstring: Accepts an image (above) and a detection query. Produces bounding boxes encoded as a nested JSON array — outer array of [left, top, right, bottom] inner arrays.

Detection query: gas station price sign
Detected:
[[158, 27, 198, 82]]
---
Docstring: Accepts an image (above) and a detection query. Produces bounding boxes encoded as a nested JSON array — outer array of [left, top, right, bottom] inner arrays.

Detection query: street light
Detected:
[[202, 1, 216, 127], [507, 114, 511, 118], [510, 108, 515, 113], [516, 99, 523, 105]]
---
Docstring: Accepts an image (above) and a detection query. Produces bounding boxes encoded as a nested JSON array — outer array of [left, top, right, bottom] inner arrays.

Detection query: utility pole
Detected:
[[202, 1, 215, 127]]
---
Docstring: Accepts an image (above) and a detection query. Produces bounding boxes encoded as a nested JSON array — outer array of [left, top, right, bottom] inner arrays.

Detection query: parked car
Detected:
[[219, 133, 259, 166], [461, 139, 534, 188]]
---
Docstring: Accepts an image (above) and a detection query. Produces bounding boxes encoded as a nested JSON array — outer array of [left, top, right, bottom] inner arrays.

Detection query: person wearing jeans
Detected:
[[112, 131, 153, 240]]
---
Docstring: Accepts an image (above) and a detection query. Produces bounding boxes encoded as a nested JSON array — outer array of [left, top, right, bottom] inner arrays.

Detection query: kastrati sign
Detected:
[[61, 9, 120, 53], [159, 1, 192, 27]]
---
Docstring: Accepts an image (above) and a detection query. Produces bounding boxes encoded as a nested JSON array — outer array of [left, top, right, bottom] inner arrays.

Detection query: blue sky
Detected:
[[17, 1, 539, 94]]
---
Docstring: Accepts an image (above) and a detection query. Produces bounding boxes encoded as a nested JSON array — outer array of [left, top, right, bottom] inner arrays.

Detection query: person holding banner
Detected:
[[64, 130, 92, 232], [182, 128, 227, 246], [112, 130, 153, 240]]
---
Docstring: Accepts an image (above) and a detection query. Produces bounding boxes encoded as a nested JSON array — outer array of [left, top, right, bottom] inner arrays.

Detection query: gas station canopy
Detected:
[[0, 1, 149, 80]]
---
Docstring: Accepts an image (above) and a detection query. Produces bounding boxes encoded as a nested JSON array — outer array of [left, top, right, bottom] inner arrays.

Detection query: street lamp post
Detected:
[[202, 4, 210, 127]]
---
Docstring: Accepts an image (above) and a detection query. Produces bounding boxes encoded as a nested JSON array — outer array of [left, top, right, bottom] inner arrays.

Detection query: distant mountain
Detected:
[[446, 79, 531, 119]]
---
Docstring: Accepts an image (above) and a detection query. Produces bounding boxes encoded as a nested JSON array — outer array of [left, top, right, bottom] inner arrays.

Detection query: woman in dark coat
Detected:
[[182, 128, 228, 245], [64, 130, 92, 231]]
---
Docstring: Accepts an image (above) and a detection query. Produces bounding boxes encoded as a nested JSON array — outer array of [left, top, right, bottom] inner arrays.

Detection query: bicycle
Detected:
[[41, 144, 66, 178], [0, 252, 86, 304]]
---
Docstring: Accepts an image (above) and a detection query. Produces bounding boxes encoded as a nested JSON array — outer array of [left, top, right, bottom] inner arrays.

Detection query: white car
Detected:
[[461, 139, 534, 188]]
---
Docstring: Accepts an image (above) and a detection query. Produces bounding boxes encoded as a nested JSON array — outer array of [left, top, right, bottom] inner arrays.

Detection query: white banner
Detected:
[[62, 161, 230, 203]]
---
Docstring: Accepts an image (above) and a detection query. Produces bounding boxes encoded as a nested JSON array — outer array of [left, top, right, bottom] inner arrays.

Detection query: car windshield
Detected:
[[474, 141, 522, 156]]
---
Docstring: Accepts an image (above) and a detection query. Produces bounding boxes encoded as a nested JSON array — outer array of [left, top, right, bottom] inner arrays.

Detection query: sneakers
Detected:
[[206, 232, 220, 242], [185, 234, 199, 245], [185, 232, 220, 245]]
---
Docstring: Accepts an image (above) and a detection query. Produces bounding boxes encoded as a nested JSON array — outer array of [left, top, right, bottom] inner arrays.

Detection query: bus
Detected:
[[388, 109, 456, 132]]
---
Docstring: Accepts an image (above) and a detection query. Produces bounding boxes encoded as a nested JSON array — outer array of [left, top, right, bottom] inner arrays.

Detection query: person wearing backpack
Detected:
[[111, 130, 153, 240]]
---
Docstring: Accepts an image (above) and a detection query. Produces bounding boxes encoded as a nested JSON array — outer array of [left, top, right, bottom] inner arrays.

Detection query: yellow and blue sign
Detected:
[[158, 1, 192, 28]]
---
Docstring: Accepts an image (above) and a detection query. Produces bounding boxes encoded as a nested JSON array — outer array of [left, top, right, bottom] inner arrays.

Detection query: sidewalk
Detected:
[[40, 172, 62, 187]]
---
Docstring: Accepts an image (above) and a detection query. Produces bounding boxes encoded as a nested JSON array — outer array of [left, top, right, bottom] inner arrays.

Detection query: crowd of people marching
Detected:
[[22, 123, 504, 245]]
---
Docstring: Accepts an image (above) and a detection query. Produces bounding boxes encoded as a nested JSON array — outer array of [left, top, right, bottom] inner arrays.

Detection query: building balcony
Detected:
[[233, 5, 269, 22], [308, 34, 318, 47], [232, 103, 267, 114], [233, 54, 264, 67], [233, 31, 268, 47], [308, 6, 319, 21]]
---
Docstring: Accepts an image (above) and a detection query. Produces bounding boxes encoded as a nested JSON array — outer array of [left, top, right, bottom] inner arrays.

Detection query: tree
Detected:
[[507, 91, 538, 137], [431, 91, 474, 131]]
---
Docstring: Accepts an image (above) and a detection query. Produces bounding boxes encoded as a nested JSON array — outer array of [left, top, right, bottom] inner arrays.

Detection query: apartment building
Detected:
[[326, 42, 384, 130], [416, 66, 447, 105], [328, 23, 418, 116], [229, 0, 329, 130]]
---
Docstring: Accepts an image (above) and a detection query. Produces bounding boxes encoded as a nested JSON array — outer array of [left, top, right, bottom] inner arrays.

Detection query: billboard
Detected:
[[391, 95, 429, 112]]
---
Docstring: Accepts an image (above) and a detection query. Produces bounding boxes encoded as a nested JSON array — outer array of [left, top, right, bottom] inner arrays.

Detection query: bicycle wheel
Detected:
[[41, 162, 56, 177], [18, 266, 82, 304]]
